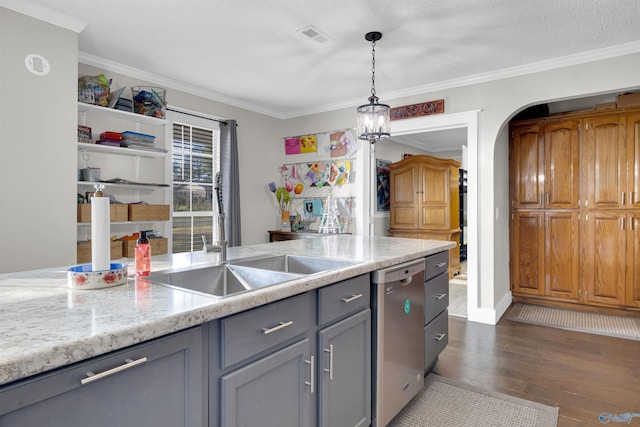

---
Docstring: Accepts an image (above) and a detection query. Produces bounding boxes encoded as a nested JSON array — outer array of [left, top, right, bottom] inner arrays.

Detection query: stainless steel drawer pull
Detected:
[[434, 333, 446, 341], [262, 320, 294, 335], [435, 262, 447, 268], [434, 293, 447, 300], [81, 357, 148, 385], [324, 344, 334, 380], [305, 356, 315, 394], [341, 293, 363, 303]]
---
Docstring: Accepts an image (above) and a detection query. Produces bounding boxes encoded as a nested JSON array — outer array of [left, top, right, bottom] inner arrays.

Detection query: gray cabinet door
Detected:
[[318, 309, 371, 427], [0, 327, 204, 427], [220, 338, 311, 427]]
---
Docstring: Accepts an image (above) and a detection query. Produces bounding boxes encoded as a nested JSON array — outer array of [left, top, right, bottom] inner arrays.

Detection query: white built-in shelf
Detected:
[[77, 142, 167, 158], [77, 180, 169, 190], [77, 221, 167, 226], [77, 102, 167, 126]]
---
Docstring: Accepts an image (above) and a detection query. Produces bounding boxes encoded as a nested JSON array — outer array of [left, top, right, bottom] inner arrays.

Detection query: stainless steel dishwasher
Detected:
[[371, 259, 425, 427]]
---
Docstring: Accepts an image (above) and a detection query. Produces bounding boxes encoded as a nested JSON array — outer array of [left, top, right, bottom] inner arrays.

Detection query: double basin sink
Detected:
[[147, 254, 360, 298]]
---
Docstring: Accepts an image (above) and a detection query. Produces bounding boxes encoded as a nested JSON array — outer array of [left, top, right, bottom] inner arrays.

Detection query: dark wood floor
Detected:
[[432, 311, 640, 426]]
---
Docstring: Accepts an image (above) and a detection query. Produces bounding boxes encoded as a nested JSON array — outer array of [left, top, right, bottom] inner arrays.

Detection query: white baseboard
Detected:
[[467, 291, 512, 325]]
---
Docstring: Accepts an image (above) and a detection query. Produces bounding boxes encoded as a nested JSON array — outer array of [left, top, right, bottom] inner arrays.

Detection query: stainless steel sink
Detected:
[[147, 254, 360, 298], [228, 254, 359, 274], [148, 264, 302, 297]]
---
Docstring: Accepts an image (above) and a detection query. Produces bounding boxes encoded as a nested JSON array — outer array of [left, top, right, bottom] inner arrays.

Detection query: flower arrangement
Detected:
[[268, 182, 292, 211]]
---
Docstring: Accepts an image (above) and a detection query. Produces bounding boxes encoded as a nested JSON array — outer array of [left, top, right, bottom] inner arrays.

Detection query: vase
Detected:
[[280, 210, 291, 231]]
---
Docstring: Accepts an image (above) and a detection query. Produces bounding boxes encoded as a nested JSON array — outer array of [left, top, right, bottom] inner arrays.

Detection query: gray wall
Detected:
[[0, 8, 78, 272]]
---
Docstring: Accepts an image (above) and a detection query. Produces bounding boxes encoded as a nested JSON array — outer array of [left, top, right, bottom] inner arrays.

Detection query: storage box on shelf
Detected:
[[77, 204, 128, 223], [122, 238, 168, 257], [77, 241, 123, 264], [128, 204, 170, 221]]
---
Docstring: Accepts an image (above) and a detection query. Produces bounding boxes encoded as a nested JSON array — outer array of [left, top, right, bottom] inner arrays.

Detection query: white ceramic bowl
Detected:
[[68, 263, 128, 289]]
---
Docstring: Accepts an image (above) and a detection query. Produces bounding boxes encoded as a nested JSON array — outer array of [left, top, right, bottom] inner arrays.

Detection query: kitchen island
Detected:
[[0, 235, 454, 426]]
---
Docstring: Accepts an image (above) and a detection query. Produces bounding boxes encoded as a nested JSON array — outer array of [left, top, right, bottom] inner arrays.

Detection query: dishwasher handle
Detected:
[[371, 259, 425, 284]]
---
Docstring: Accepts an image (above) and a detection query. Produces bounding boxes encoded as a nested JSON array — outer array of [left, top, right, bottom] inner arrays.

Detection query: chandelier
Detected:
[[357, 31, 390, 144]]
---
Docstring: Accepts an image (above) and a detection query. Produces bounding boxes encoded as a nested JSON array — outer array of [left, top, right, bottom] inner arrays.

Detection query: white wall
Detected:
[[0, 7, 78, 272]]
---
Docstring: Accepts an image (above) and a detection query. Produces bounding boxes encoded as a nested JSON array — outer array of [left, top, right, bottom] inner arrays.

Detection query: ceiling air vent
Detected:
[[297, 25, 332, 43]]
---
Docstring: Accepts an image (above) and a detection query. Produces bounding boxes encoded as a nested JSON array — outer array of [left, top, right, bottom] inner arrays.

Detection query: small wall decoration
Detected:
[[390, 99, 444, 121], [283, 129, 357, 157], [376, 159, 391, 211], [285, 137, 301, 155], [300, 135, 317, 153]]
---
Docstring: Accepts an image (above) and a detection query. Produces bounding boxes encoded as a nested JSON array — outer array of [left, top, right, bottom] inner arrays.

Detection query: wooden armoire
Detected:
[[388, 154, 461, 279], [509, 105, 640, 313]]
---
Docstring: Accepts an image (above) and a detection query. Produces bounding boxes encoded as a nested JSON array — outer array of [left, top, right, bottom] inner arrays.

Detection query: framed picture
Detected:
[[376, 159, 391, 211]]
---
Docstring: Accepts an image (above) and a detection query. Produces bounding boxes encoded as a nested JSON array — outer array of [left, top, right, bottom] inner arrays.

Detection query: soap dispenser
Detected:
[[135, 230, 151, 277]]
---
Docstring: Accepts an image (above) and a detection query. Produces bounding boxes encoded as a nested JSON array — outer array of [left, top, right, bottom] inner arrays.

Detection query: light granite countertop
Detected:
[[0, 235, 454, 387]]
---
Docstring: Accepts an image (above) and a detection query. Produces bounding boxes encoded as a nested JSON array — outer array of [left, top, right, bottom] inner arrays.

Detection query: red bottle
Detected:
[[135, 231, 151, 277]]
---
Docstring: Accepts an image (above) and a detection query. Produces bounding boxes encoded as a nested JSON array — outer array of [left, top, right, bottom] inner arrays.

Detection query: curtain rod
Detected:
[[166, 107, 234, 126]]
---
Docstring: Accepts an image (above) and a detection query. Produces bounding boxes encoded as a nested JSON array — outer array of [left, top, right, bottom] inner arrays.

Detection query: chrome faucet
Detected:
[[203, 172, 227, 262]]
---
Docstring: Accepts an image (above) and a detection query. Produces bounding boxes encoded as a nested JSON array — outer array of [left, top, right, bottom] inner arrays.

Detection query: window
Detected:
[[170, 113, 220, 253]]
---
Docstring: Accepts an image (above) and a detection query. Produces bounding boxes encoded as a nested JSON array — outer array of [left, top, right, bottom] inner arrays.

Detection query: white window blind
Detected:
[[171, 116, 220, 253]]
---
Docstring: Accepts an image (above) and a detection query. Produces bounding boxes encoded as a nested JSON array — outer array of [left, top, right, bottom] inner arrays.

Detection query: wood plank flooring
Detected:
[[432, 312, 640, 426]]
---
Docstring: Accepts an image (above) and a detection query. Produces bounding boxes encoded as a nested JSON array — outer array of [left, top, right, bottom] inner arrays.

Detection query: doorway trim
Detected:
[[388, 110, 481, 323]]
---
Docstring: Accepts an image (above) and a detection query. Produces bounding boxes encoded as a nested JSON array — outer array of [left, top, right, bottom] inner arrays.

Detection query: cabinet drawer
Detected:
[[424, 309, 448, 371], [318, 274, 370, 326], [424, 272, 449, 325], [221, 292, 310, 369], [425, 251, 448, 280], [0, 327, 203, 425]]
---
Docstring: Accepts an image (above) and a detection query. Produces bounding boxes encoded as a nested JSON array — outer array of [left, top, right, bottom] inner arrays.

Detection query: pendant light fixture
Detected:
[[357, 31, 390, 144]]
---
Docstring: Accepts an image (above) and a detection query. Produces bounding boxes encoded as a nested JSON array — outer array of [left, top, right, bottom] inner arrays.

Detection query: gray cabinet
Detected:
[[220, 338, 311, 427], [214, 274, 371, 427], [318, 309, 371, 427], [424, 251, 450, 371], [0, 327, 205, 427]]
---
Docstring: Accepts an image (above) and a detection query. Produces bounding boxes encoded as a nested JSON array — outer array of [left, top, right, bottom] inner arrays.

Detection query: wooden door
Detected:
[[545, 121, 580, 209], [419, 163, 450, 230], [389, 161, 419, 229], [584, 116, 627, 209], [583, 211, 626, 306], [626, 113, 640, 209], [545, 211, 579, 301], [511, 211, 544, 295], [627, 212, 640, 307], [511, 125, 544, 209]]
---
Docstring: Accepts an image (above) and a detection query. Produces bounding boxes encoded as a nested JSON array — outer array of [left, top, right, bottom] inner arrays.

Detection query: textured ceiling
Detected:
[[24, 0, 640, 122]]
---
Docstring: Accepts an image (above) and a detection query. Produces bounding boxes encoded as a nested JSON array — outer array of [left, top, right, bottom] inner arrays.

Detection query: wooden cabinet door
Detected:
[[545, 121, 580, 209], [511, 125, 544, 209], [627, 212, 640, 307], [626, 113, 640, 209], [584, 116, 627, 209], [545, 211, 579, 301], [419, 163, 450, 230], [389, 162, 419, 229], [318, 310, 371, 427], [511, 211, 545, 295], [583, 211, 626, 306]]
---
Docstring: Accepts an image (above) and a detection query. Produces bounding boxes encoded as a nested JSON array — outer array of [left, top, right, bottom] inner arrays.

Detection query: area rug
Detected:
[[388, 374, 558, 427], [507, 303, 640, 341]]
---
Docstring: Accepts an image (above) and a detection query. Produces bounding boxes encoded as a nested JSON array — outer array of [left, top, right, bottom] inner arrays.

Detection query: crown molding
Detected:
[[78, 52, 284, 119], [0, 0, 86, 33], [82, 41, 640, 120]]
